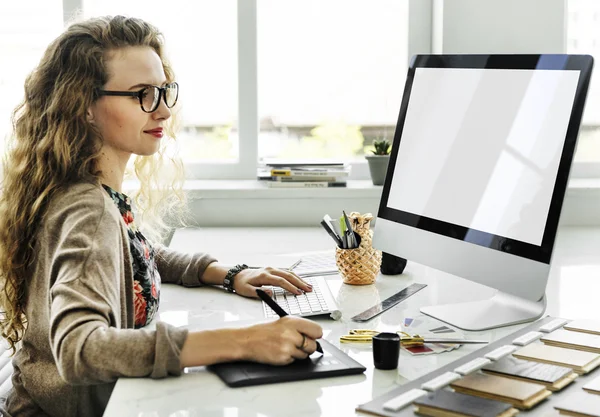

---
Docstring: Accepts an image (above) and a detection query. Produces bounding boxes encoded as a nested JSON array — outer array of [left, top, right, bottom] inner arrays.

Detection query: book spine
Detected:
[[270, 169, 349, 177], [277, 176, 346, 182], [267, 182, 347, 188]]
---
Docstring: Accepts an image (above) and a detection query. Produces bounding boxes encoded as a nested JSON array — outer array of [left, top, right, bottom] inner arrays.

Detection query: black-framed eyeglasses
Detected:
[[98, 82, 179, 113]]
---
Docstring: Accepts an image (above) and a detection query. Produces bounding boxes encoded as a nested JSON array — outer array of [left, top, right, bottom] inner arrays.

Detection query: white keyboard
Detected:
[[262, 276, 340, 319]]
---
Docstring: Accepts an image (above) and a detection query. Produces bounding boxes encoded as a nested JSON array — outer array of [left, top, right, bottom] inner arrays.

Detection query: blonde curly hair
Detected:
[[0, 15, 186, 354]]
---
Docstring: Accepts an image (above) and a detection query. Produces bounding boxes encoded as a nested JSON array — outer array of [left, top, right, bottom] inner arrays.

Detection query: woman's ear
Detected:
[[86, 107, 95, 124]]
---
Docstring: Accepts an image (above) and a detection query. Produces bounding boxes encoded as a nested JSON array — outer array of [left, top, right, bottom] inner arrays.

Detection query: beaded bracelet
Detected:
[[223, 264, 248, 293]]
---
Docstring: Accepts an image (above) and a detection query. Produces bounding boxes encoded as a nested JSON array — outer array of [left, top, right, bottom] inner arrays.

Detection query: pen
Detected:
[[339, 217, 347, 249], [256, 289, 324, 355], [323, 214, 342, 241], [288, 259, 302, 271], [320, 219, 343, 247], [342, 210, 358, 249], [247, 261, 302, 271], [411, 338, 488, 344]]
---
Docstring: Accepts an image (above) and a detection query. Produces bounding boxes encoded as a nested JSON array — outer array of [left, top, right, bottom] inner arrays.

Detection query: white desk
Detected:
[[104, 226, 600, 417]]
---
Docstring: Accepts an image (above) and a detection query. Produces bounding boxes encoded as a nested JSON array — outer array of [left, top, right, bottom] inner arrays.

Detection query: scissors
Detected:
[[339, 329, 488, 346]]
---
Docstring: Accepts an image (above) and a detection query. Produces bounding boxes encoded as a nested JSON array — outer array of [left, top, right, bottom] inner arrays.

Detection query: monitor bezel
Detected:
[[377, 54, 593, 264]]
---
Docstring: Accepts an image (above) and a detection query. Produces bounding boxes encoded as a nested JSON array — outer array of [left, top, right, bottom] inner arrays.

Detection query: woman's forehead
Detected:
[[104, 46, 166, 89]]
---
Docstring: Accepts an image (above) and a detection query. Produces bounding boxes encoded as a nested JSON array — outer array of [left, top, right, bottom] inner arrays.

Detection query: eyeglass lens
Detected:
[[141, 83, 178, 112]]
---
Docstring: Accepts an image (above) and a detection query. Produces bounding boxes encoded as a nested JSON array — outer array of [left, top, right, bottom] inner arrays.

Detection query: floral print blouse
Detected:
[[103, 184, 160, 328]]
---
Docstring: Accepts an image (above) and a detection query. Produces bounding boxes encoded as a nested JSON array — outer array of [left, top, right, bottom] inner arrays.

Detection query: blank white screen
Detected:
[[388, 68, 580, 246]]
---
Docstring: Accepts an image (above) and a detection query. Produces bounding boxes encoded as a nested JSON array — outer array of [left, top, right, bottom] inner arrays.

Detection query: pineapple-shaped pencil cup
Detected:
[[335, 212, 382, 285]]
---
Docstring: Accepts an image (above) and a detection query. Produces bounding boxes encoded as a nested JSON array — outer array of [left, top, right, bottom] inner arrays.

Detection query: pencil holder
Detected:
[[335, 212, 382, 285]]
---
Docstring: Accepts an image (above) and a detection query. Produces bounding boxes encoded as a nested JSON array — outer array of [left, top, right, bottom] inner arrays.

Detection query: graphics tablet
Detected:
[[202, 338, 366, 387]]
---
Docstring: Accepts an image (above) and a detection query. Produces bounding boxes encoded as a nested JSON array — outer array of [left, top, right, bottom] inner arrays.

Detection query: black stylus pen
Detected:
[[256, 289, 324, 354]]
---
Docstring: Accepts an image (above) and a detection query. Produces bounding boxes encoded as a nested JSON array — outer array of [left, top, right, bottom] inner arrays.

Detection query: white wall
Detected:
[[435, 0, 566, 54]]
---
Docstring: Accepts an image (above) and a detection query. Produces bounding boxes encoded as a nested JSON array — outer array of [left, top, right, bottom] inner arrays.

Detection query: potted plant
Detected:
[[365, 139, 391, 185]]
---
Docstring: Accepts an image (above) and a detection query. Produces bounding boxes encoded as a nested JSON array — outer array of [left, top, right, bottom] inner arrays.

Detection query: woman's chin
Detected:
[[138, 143, 161, 156]]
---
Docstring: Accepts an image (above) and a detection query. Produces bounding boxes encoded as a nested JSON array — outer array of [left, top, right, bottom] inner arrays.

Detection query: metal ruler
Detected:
[[351, 283, 427, 322]]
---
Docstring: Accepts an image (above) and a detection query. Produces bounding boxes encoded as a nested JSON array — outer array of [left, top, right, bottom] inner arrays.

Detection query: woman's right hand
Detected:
[[239, 316, 323, 365]]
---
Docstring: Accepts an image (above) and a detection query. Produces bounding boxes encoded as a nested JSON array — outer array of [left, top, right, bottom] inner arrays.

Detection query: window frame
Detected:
[[571, 161, 600, 178], [567, 0, 600, 179], [65, 0, 432, 180], [189, 0, 433, 180], [68, 1, 597, 181]]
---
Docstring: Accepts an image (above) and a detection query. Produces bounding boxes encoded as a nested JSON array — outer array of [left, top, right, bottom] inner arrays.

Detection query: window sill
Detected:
[[159, 178, 599, 227], [182, 179, 382, 199], [178, 178, 600, 197], [566, 177, 600, 193]]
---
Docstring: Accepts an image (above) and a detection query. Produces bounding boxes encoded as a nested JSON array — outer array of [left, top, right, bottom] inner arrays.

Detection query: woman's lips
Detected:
[[144, 128, 163, 138]]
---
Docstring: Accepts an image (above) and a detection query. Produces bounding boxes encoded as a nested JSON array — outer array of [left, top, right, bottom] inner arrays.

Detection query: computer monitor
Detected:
[[372, 54, 593, 331]]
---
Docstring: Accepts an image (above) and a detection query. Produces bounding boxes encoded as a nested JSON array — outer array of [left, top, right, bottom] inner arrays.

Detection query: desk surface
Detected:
[[104, 226, 600, 417]]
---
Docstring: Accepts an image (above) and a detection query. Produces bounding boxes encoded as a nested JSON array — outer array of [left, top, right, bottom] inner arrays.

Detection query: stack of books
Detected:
[[258, 160, 351, 188]]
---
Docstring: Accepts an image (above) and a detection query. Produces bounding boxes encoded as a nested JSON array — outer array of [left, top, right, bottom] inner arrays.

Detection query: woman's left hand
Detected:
[[233, 267, 313, 298]]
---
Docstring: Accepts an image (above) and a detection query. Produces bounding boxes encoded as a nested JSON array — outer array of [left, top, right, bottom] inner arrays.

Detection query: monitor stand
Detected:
[[420, 291, 546, 331]]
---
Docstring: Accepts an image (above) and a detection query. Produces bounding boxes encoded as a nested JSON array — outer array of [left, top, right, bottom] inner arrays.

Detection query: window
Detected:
[[257, 1, 408, 161], [10, 1, 424, 179], [82, 0, 416, 178], [568, 0, 600, 176], [0, 1, 64, 151]]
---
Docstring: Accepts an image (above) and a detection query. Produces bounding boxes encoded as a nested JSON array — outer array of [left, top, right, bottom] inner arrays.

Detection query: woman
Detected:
[[0, 15, 322, 417]]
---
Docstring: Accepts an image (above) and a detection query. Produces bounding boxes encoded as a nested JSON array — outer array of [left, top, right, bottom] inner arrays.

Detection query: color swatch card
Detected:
[[481, 355, 577, 391], [564, 319, 600, 336], [401, 315, 463, 356], [428, 325, 457, 334], [541, 329, 600, 353], [583, 374, 600, 395], [554, 391, 600, 417], [412, 389, 518, 417], [403, 342, 461, 356], [403, 315, 458, 333], [514, 343, 600, 374], [450, 372, 552, 410]]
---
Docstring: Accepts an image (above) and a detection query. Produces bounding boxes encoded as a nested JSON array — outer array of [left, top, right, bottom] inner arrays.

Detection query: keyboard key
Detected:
[[261, 276, 338, 318], [512, 331, 543, 346], [539, 318, 569, 333], [484, 345, 518, 361], [421, 372, 461, 391], [454, 357, 492, 375], [382, 388, 427, 411]]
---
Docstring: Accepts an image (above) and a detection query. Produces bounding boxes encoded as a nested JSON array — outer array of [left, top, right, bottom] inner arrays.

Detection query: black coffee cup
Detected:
[[380, 252, 407, 275], [373, 332, 400, 370]]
